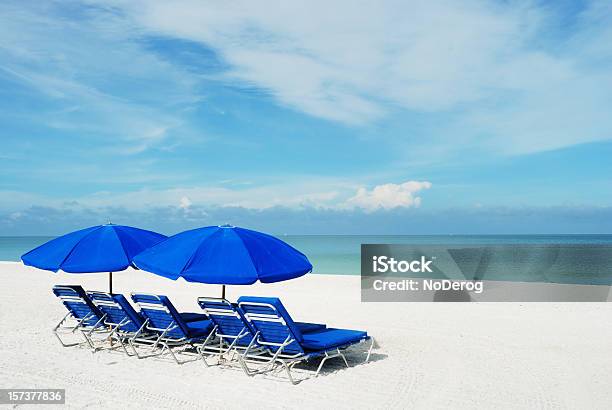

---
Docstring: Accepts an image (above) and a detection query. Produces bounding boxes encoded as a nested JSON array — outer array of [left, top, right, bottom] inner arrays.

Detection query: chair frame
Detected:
[[52, 286, 109, 349], [129, 293, 217, 365], [236, 300, 374, 384], [88, 291, 159, 356], [196, 297, 264, 365]]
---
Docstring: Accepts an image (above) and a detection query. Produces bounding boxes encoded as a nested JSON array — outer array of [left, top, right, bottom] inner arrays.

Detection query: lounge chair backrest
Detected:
[[237, 296, 304, 354], [130, 293, 188, 339], [197, 297, 251, 341], [52, 285, 103, 326], [88, 291, 144, 333]]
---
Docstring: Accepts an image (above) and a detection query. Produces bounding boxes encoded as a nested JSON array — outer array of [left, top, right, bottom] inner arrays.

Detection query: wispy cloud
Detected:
[[0, 1, 199, 153], [99, 0, 612, 153], [4, 0, 612, 156]]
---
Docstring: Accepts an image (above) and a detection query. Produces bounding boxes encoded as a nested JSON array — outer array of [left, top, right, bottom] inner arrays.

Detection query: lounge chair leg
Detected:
[[53, 329, 83, 347], [338, 349, 349, 368], [125, 319, 148, 357], [109, 331, 135, 357], [157, 343, 181, 364], [131, 339, 166, 360], [79, 328, 96, 350], [239, 342, 267, 377], [315, 354, 331, 377], [52, 313, 85, 347], [118, 337, 131, 356], [71, 312, 96, 333], [79, 314, 109, 352], [91, 326, 118, 353], [260, 335, 292, 373], [53, 326, 84, 347], [237, 333, 260, 377], [177, 344, 205, 365], [164, 344, 182, 364], [196, 344, 211, 367], [130, 338, 147, 359], [278, 360, 298, 385], [217, 332, 245, 365], [159, 343, 167, 355], [365, 337, 375, 363], [149, 326, 170, 352], [238, 355, 253, 376], [195, 325, 218, 367]]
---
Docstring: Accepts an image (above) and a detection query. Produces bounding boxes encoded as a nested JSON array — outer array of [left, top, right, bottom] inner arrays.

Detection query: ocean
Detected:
[[4, 235, 612, 283]]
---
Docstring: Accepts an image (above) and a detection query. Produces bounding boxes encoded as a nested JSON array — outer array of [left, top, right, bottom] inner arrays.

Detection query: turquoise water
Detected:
[[0, 236, 57, 263], [6, 234, 612, 276], [281, 234, 612, 276]]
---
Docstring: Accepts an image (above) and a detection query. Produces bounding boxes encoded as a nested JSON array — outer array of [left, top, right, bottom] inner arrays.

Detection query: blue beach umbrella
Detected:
[[133, 225, 312, 298], [21, 224, 167, 292]]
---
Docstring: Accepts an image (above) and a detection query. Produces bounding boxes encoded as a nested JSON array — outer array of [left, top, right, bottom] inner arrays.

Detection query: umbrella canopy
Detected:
[[133, 225, 312, 286], [21, 224, 167, 292]]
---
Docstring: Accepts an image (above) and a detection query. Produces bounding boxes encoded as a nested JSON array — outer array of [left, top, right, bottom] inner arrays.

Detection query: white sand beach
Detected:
[[1, 261, 611, 409]]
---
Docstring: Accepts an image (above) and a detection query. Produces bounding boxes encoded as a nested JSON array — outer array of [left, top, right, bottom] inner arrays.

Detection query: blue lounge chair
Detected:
[[88, 291, 160, 355], [130, 293, 216, 364], [197, 297, 328, 362], [52, 285, 108, 348], [236, 296, 373, 384], [195, 297, 254, 364]]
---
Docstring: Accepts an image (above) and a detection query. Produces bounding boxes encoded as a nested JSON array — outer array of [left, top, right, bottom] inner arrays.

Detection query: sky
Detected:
[[1, 0, 612, 235]]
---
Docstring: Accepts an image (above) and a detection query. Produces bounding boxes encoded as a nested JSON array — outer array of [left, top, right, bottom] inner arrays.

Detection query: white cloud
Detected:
[[77, 181, 345, 210], [3, 0, 611, 161], [0, 2, 197, 153], [95, 0, 612, 153], [0, 178, 431, 212], [105, 0, 522, 122], [345, 181, 432, 212], [179, 196, 192, 209]]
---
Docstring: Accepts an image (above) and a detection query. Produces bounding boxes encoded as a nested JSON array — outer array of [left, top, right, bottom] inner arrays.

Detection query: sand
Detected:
[[1, 261, 611, 409]]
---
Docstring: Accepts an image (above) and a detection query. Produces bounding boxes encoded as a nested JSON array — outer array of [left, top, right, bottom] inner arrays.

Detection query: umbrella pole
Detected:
[[221, 284, 226, 300], [108, 271, 114, 347]]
